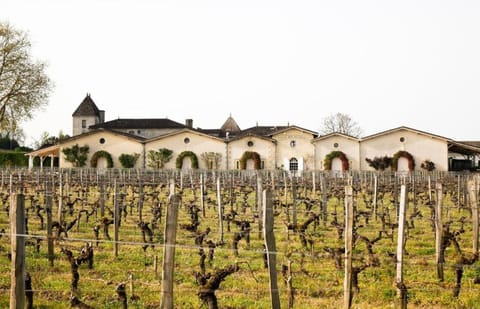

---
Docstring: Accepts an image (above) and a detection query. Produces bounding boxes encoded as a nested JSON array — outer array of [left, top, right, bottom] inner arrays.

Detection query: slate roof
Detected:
[[64, 128, 146, 143], [220, 115, 241, 133], [240, 125, 289, 137], [72, 94, 101, 117], [89, 118, 186, 130]]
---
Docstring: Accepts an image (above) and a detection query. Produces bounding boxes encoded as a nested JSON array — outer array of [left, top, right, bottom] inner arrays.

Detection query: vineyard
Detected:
[[1, 168, 480, 308]]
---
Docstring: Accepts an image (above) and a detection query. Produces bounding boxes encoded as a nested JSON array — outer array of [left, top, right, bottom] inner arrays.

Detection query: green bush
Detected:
[[119, 153, 140, 168], [0, 151, 28, 167]]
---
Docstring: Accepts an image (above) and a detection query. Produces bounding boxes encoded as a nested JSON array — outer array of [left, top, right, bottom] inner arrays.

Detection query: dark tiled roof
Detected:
[[63, 128, 146, 143], [89, 118, 186, 130], [197, 129, 225, 137], [72, 94, 101, 117], [240, 126, 289, 137]]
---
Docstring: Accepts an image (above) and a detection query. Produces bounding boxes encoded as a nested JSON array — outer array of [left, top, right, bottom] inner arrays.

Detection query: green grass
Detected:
[[0, 177, 478, 308]]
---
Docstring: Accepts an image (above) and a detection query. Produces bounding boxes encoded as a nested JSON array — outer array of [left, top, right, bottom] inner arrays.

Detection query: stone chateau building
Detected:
[[28, 94, 480, 172]]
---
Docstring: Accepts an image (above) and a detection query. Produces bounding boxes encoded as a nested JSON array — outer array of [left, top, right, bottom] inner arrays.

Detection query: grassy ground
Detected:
[[0, 178, 478, 308]]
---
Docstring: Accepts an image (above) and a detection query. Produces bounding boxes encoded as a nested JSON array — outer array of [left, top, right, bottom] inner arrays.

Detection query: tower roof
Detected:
[[72, 94, 101, 117], [220, 115, 241, 133]]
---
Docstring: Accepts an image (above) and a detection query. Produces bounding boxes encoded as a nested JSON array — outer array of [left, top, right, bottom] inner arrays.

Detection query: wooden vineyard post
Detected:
[[292, 176, 297, 228], [344, 185, 354, 309], [169, 178, 176, 201], [113, 180, 119, 257], [257, 172, 263, 239], [200, 173, 205, 218], [396, 185, 408, 309], [321, 174, 328, 224], [99, 176, 105, 218], [435, 183, 444, 281], [312, 171, 316, 198], [138, 178, 144, 222], [180, 171, 183, 191], [284, 172, 289, 221], [468, 179, 479, 255], [271, 172, 276, 192], [10, 192, 26, 309], [428, 176, 432, 205], [229, 173, 234, 212], [160, 194, 180, 309], [216, 177, 224, 244], [58, 171, 63, 224], [373, 175, 378, 220], [45, 181, 54, 267], [263, 188, 280, 309]]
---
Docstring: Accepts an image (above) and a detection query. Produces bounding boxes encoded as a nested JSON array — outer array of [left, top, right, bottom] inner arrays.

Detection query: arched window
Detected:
[[289, 158, 298, 172]]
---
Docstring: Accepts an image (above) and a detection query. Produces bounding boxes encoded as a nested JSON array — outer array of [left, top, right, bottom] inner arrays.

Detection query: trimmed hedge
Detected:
[[0, 151, 28, 167]]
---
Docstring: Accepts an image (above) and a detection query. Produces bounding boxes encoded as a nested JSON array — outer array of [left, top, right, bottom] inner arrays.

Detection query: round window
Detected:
[[247, 141, 254, 147], [290, 140, 296, 147], [184, 137, 190, 144], [400, 137, 405, 142], [99, 138, 105, 144], [333, 142, 339, 148]]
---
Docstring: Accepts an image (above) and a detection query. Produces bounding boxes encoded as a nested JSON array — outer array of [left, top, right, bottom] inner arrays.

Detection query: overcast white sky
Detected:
[[3, 0, 480, 147]]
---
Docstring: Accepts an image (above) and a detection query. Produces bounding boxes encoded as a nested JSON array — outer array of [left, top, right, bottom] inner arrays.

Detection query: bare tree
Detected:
[[319, 113, 362, 137], [0, 22, 52, 131]]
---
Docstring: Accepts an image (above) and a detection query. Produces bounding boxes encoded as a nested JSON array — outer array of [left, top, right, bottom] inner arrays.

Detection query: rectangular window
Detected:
[[81, 119, 86, 128], [261, 160, 265, 169], [289, 158, 298, 171], [235, 160, 240, 169]]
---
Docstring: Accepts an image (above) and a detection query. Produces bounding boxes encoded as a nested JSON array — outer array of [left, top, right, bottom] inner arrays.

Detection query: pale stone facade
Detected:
[[360, 127, 449, 171], [26, 95, 480, 172], [313, 133, 360, 171], [273, 127, 316, 173], [59, 130, 143, 168], [145, 129, 226, 169], [227, 134, 276, 170]]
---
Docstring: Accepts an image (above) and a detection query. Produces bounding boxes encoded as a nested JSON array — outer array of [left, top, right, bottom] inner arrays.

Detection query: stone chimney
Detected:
[[99, 110, 105, 123]]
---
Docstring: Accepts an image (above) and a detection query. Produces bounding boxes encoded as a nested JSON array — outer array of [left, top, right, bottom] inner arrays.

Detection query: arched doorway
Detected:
[[182, 156, 192, 170], [240, 151, 261, 170], [397, 157, 409, 172], [96, 157, 108, 169], [331, 157, 343, 172]]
